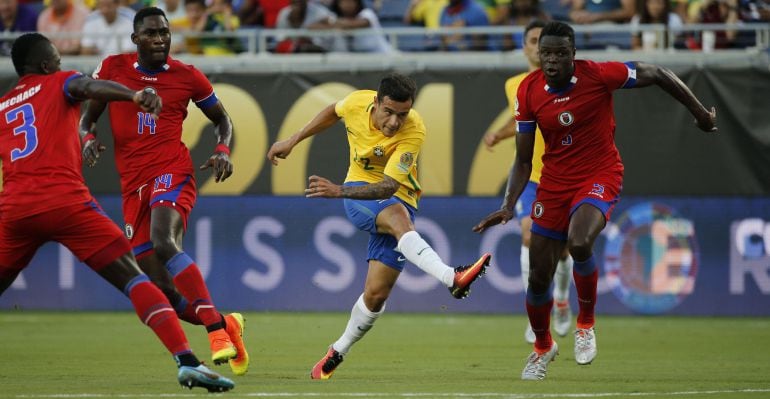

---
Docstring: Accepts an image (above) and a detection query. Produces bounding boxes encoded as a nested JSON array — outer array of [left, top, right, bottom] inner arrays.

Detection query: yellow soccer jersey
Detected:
[[505, 72, 545, 184], [335, 90, 425, 209]]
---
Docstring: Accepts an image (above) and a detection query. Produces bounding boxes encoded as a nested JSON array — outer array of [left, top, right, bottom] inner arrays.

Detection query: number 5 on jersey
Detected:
[[137, 112, 156, 135]]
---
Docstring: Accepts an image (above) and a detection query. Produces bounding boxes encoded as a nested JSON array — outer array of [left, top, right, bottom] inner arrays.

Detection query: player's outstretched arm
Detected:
[[68, 77, 161, 118], [305, 174, 399, 200], [483, 118, 517, 151], [267, 103, 341, 166], [473, 131, 535, 233], [198, 102, 234, 183], [633, 62, 717, 132]]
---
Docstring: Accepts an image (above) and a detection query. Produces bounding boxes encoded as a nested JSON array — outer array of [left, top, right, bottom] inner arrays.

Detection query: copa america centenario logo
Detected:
[[603, 202, 699, 314], [558, 111, 574, 126]]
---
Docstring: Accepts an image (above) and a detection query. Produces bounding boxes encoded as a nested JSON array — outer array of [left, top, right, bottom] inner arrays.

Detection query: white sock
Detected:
[[397, 231, 454, 287], [520, 245, 530, 293], [553, 256, 573, 303], [332, 294, 384, 355]]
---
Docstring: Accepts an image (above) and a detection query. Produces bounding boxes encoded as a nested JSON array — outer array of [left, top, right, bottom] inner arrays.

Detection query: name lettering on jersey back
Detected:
[[0, 84, 41, 111], [553, 96, 570, 104], [141, 76, 158, 81]]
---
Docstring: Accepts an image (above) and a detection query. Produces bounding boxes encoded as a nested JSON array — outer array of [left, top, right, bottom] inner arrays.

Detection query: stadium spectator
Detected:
[[314, 0, 393, 52], [0, 0, 39, 56], [738, 0, 770, 22], [238, 0, 289, 27], [80, 0, 135, 56], [474, 20, 716, 380], [274, 0, 334, 53], [439, 0, 490, 51], [478, 0, 511, 24], [0, 32, 234, 393], [79, 7, 249, 377], [539, 0, 572, 21], [569, 0, 634, 23], [686, 0, 739, 50], [630, 0, 683, 51], [267, 73, 492, 380], [403, 0, 448, 27], [157, 0, 186, 20], [569, 0, 634, 48], [37, 0, 90, 55], [482, 19, 574, 347], [171, 0, 240, 54]]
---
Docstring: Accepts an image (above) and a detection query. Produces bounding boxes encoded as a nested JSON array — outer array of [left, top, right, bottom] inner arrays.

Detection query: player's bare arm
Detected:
[[305, 175, 399, 200], [267, 103, 341, 165], [484, 119, 517, 151], [633, 62, 717, 132], [473, 132, 535, 233], [198, 102, 234, 183]]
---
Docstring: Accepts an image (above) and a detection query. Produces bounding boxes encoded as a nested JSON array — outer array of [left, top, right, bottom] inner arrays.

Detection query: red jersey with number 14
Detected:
[[0, 71, 91, 221], [515, 60, 637, 188], [93, 53, 218, 193]]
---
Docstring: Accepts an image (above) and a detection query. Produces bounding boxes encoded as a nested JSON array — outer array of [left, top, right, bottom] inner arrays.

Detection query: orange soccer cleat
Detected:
[[310, 347, 344, 380], [208, 328, 236, 365], [450, 253, 492, 299], [224, 313, 250, 376]]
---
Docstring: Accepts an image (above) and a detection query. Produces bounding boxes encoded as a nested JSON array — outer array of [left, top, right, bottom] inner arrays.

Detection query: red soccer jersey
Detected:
[[93, 53, 217, 193], [515, 59, 637, 187], [0, 71, 92, 221]]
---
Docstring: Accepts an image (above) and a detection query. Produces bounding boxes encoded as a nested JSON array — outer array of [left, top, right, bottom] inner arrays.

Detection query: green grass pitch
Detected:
[[0, 311, 768, 398]]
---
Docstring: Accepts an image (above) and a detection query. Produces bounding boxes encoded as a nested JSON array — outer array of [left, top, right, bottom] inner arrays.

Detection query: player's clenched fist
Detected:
[[133, 87, 162, 119]]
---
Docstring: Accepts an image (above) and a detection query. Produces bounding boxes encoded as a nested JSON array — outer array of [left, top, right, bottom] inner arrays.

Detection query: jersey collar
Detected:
[[544, 75, 578, 95], [133, 61, 170, 76]]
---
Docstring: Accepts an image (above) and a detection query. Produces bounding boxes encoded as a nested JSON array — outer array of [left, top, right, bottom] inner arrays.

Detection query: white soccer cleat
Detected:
[[574, 327, 597, 365], [553, 301, 572, 337], [524, 323, 535, 344], [521, 341, 558, 380]]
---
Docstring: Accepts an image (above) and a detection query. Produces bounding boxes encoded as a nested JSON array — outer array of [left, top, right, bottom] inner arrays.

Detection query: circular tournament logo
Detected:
[[603, 202, 699, 314], [373, 145, 384, 157], [533, 202, 544, 218], [558, 111, 574, 126]]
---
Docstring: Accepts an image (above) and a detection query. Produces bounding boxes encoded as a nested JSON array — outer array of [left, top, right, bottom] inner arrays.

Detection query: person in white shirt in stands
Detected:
[[81, 0, 135, 56]]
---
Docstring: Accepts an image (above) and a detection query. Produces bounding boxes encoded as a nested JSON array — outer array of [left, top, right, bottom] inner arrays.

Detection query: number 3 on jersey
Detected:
[[137, 112, 156, 135], [5, 103, 38, 162]]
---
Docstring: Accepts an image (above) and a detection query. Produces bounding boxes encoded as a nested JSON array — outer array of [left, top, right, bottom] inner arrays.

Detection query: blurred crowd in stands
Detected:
[[1, 0, 767, 56]]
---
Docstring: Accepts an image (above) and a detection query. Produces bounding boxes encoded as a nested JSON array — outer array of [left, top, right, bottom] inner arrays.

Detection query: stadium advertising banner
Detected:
[[1, 67, 766, 196], [2, 196, 768, 316]]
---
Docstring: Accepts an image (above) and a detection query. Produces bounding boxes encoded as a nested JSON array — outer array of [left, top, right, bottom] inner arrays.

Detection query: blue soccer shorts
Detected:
[[343, 182, 416, 271]]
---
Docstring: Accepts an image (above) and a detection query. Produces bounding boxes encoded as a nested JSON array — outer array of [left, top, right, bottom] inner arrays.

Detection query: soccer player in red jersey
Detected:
[[78, 7, 249, 376], [0, 33, 234, 392], [473, 21, 717, 380]]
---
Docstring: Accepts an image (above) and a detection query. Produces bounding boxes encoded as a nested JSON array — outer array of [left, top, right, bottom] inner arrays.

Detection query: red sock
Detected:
[[178, 299, 204, 325], [166, 252, 221, 327], [126, 276, 190, 355], [573, 269, 598, 329], [525, 297, 553, 354]]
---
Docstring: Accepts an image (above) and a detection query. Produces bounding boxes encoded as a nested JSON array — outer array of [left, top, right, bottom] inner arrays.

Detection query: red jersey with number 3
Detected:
[[515, 60, 637, 188], [93, 53, 217, 193], [0, 71, 91, 221]]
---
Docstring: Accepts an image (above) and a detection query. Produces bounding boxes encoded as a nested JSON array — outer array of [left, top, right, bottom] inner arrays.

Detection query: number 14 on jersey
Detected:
[[137, 112, 156, 135]]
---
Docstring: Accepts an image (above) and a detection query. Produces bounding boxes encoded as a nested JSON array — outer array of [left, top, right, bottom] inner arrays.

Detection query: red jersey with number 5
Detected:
[[515, 60, 637, 188], [93, 53, 217, 193], [0, 71, 91, 221]]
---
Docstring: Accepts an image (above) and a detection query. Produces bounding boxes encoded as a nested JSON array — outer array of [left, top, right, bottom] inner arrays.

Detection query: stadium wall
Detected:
[[2, 196, 769, 316], [0, 66, 765, 196]]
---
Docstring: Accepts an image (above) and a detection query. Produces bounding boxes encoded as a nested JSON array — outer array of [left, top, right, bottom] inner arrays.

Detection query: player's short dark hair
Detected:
[[540, 21, 575, 48], [11, 33, 51, 77], [524, 19, 547, 37], [377, 73, 417, 103], [133, 7, 168, 32]]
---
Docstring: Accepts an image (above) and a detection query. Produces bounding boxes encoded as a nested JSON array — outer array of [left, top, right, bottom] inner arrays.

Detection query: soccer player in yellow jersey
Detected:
[[267, 73, 491, 380], [481, 20, 574, 344]]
